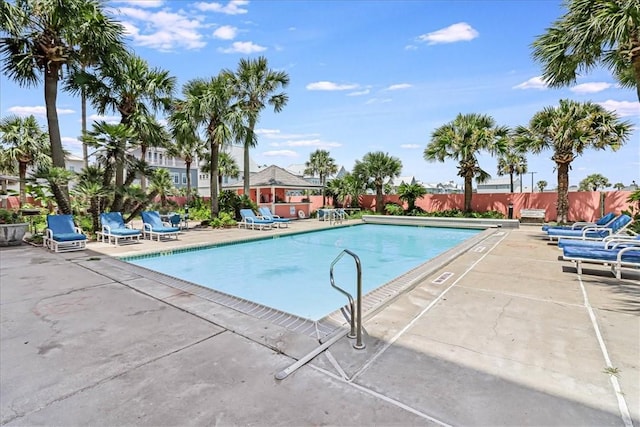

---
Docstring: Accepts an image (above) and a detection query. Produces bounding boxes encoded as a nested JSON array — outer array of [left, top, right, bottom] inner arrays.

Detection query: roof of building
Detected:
[[223, 165, 323, 189]]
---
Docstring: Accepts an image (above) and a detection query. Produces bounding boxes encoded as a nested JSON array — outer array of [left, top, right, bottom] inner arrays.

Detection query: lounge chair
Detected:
[[141, 211, 180, 241], [43, 214, 87, 253], [239, 209, 273, 230], [258, 207, 290, 228], [562, 245, 640, 279], [558, 235, 640, 250], [541, 212, 616, 231], [98, 212, 142, 245], [546, 214, 633, 241]]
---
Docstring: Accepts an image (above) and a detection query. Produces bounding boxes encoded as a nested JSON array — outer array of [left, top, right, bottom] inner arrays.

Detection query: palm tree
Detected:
[[217, 151, 240, 194], [537, 180, 548, 192], [77, 52, 175, 195], [353, 151, 402, 214], [175, 74, 242, 218], [73, 165, 110, 232], [84, 121, 137, 212], [0, 0, 125, 212], [168, 109, 205, 206], [532, 0, 640, 100], [0, 115, 51, 205], [398, 182, 427, 212], [304, 149, 338, 207], [424, 113, 509, 213], [31, 165, 75, 215], [225, 56, 289, 197], [148, 168, 175, 209], [514, 99, 632, 223], [613, 182, 625, 190], [496, 137, 528, 193], [579, 173, 611, 191]]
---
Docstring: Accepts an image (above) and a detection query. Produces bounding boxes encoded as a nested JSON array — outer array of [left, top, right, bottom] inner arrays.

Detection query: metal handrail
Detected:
[[330, 249, 365, 349]]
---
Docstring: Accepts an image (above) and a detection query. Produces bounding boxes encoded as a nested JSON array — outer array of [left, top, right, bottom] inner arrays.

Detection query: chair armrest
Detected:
[[571, 221, 595, 229], [102, 224, 112, 233]]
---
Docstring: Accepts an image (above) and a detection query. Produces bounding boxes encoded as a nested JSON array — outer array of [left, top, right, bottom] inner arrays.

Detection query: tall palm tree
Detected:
[[532, 0, 640, 100], [304, 149, 338, 207], [353, 151, 402, 214], [225, 56, 289, 197], [537, 180, 548, 192], [514, 99, 631, 223], [578, 173, 611, 191], [148, 168, 175, 209], [175, 75, 242, 218], [0, 0, 125, 212], [424, 113, 509, 213], [496, 138, 528, 193], [0, 115, 51, 205]]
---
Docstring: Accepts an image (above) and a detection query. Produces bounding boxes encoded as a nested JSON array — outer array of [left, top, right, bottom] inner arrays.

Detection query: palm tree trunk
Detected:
[[44, 68, 71, 214], [321, 173, 326, 206], [243, 117, 256, 197], [186, 160, 191, 205], [464, 175, 473, 213], [140, 144, 147, 191], [81, 88, 88, 169], [18, 161, 27, 207], [210, 140, 220, 218], [632, 46, 640, 101], [556, 162, 570, 223], [509, 172, 514, 193], [376, 185, 384, 213]]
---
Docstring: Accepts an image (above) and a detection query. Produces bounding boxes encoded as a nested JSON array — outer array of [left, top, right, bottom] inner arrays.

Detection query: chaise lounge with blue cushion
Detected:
[[562, 244, 640, 279], [239, 209, 273, 230], [141, 211, 180, 241], [43, 214, 88, 253], [99, 212, 142, 245], [541, 212, 616, 232], [258, 207, 290, 228], [558, 235, 640, 250], [546, 214, 633, 241]]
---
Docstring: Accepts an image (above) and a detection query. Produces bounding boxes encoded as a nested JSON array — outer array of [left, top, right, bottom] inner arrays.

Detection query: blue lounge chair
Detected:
[[541, 212, 616, 231], [141, 211, 180, 241], [99, 212, 142, 245], [562, 245, 640, 279], [546, 214, 633, 241], [558, 235, 640, 250], [239, 209, 273, 230], [258, 207, 290, 228], [43, 214, 87, 253]]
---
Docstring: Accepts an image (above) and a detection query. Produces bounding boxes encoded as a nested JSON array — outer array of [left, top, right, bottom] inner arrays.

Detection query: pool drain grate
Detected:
[[432, 272, 454, 285]]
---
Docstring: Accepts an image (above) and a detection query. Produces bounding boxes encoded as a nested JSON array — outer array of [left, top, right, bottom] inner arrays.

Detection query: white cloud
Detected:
[[365, 98, 392, 105], [117, 7, 205, 51], [570, 82, 612, 94], [61, 136, 83, 152], [256, 129, 320, 140], [112, 0, 163, 7], [347, 89, 370, 96], [306, 81, 358, 91], [418, 22, 478, 45], [400, 144, 420, 149], [513, 76, 548, 90], [386, 83, 412, 91], [194, 0, 249, 15], [404, 44, 418, 51], [262, 150, 298, 157], [89, 114, 120, 124], [269, 139, 341, 148], [220, 41, 267, 54], [213, 25, 237, 40], [597, 100, 640, 117], [8, 106, 74, 116]]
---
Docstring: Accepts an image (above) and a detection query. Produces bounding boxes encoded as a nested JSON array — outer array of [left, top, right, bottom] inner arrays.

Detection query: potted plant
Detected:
[[0, 208, 29, 246]]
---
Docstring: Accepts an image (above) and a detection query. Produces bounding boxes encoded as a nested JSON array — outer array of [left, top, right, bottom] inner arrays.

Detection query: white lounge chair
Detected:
[[258, 207, 290, 228], [98, 212, 141, 245], [562, 244, 640, 280], [239, 209, 273, 230], [43, 214, 87, 253], [141, 211, 180, 241]]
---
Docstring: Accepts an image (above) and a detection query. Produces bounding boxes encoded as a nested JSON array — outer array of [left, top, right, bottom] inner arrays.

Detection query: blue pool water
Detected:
[[127, 224, 479, 320]]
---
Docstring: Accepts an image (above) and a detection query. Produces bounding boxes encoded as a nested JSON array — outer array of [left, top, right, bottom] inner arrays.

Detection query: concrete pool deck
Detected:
[[1, 219, 638, 426]]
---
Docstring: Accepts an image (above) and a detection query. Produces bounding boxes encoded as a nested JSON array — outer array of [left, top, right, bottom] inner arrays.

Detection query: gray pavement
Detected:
[[1, 220, 638, 426]]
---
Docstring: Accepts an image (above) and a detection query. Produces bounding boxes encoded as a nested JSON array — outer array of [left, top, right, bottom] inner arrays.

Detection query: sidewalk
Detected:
[[1, 223, 638, 426]]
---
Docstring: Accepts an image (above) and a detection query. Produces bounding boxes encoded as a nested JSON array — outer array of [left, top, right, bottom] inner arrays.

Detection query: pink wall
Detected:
[[292, 191, 635, 222]]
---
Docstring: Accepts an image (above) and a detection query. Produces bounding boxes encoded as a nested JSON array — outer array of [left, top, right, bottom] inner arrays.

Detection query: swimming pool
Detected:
[[126, 224, 480, 320]]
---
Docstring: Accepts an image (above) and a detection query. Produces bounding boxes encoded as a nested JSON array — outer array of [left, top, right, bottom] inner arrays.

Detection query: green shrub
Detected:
[[384, 203, 404, 216], [209, 211, 237, 228]]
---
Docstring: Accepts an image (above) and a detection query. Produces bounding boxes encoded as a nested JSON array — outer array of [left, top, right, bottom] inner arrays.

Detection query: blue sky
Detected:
[[1, 0, 639, 189]]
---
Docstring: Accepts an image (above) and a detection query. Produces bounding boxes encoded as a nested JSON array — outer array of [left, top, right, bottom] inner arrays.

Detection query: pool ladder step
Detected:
[[330, 249, 365, 350]]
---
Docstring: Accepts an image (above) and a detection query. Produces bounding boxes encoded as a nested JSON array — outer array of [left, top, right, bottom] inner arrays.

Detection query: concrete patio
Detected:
[[0, 219, 638, 426]]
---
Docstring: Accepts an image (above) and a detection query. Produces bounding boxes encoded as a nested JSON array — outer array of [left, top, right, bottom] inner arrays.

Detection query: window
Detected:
[[182, 173, 187, 185], [171, 172, 180, 185]]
